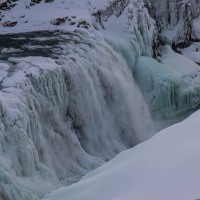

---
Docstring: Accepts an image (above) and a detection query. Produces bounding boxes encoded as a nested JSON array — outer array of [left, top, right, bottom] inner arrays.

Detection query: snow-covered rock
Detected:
[[179, 42, 200, 64], [145, 0, 200, 45]]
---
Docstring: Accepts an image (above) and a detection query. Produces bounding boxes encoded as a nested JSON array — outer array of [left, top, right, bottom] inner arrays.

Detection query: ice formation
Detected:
[[135, 45, 200, 129], [0, 29, 155, 199], [145, 0, 200, 45]]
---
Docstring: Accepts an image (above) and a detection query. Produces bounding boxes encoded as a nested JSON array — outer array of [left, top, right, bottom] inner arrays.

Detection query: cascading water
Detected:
[[0, 0, 200, 200], [0, 30, 155, 200]]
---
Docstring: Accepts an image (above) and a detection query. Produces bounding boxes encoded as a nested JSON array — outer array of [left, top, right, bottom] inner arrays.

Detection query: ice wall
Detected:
[[92, 0, 155, 68], [135, 45, 200, 129], [0, 30, 155, 200], [145, 0, 200, 45]]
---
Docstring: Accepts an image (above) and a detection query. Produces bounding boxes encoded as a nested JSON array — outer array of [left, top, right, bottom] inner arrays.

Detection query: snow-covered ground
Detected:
[[43, 108, 200, 200], [179, 42, 200, 64]]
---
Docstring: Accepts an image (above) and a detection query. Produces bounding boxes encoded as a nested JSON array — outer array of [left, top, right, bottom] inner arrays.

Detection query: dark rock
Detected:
[[70, 22, 76, 26], [44, 0, 54, 2], [51, 17, 67, 25], [30, 0, 42, 6], [2, 20, 17, 27], [0, 1, 16, 10], [77, 20, 90, 28]]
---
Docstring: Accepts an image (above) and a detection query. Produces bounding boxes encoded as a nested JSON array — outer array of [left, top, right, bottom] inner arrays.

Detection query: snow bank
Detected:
[[43, 109, 200, 200], [179, 42, 200, 64], [159, 45, 200, 76]]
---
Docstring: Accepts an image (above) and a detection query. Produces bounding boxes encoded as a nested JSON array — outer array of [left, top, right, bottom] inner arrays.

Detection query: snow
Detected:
[[179, 42, 200, 64], [0, 0, 90, 33], [43, 108, 200, 200], [192, 14, 200, 40], [158, 45, 200, 76]]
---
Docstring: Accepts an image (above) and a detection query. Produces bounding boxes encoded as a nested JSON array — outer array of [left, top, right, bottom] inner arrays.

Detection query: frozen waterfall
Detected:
[[0, 30, 155, 200]]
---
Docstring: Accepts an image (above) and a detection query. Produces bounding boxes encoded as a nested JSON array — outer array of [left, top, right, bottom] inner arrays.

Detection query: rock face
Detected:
[[145, 0, 200, 45]]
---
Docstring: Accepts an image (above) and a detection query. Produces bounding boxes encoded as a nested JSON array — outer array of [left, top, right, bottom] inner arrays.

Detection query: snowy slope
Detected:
[[43, 109, 200, 200]]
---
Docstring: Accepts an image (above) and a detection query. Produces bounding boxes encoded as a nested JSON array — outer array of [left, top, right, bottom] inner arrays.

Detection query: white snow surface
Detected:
[[179, 42, 200, 64], [43, 109, 200, 200], [159, 45, 200, 76], [192, 14, 200, 40]]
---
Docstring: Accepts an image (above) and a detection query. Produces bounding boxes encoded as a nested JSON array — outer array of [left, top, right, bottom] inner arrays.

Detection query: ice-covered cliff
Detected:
[[145, 0, 200, 45]]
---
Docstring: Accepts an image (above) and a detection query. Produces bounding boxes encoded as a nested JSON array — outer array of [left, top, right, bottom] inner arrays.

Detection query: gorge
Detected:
[[0, 0, 200, 199]]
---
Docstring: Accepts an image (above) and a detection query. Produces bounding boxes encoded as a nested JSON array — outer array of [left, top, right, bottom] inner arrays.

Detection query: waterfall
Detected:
[[0, 30, 155, 199]]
